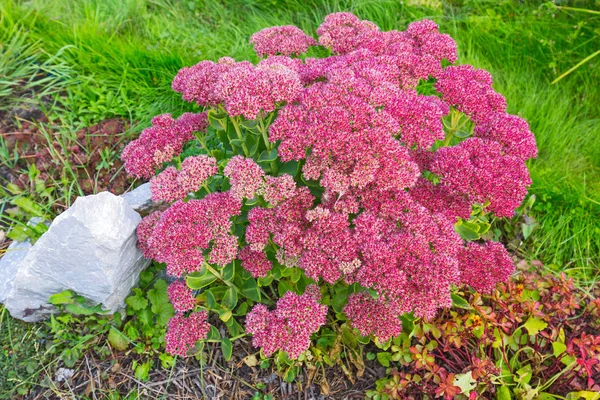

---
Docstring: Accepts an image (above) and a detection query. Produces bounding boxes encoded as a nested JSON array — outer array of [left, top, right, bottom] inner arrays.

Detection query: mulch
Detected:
[[23, 337, 383, 399]]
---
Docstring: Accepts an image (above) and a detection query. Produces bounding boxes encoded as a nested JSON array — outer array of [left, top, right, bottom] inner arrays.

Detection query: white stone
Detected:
[[0, 218, 47, 304], [3, 192, 150, 322], [120, 183, 159, 214]]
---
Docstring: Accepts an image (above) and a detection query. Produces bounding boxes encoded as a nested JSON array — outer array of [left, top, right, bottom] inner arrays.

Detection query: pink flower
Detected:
[[435, 65, 506, 123], [245, 285, 327, 359], [474, 112, 538, 160], [239, 247, 272, 278], [223, 156, 265, 200], [150, 166, 187, 203], [132, 14, 533, 335], [317, 12, 378, 54], [213, 62, 302, 119], [178, 155, 219, 193], [167, 281, 196, 312], [458, 241, 515, 293], [165, 311, 210, 356], [172, 58, 234, 106], [430, 138, 532, 217], [260, 174, 297, 206], [136, 211, 162, 259], [344, 292, 402, 341], [149, 192, 241, 276], [410, 178, 472, 221], [250, 26, 316, 57], [121, 112, 208, 179]]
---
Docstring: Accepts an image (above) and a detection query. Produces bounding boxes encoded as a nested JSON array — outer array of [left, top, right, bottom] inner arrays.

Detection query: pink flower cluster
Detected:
[[165, 311, 210, 356], [150, 155, 218, 203], [458, 241, 515, 294], [223, 155, 265, 200], [238, 247, 272, 278], [430, 138, 532, 217], [167, 280, 197, 312], [137, 192, 241, 277], [343, 292, 403, 342], [250, 25, 316, 57], [121, 113, 208, 179], [173, 57, 302, 119], [245, 285, 327, 359]]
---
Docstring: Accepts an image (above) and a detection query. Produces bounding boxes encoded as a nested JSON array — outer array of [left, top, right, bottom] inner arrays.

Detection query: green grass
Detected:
[[0, 0, 598, 277]]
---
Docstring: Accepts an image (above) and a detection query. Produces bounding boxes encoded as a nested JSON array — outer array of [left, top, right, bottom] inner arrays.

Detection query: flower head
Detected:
[[239, 247, 273, 278], [168, 281, 196, 312], [121, 113, 208, 179], [246, 285, 327, 359], [250, 26, 316, 57], [458, 241, 515, 293], [165, 311, 210, 357], [224, 156, 265, 200]]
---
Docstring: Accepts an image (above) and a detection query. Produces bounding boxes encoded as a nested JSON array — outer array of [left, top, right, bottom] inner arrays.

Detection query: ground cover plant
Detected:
[[1, 0, 599, 399]]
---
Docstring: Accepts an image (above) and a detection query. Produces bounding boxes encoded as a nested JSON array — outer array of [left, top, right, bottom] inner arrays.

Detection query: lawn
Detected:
[[0, 0, 599, 398]]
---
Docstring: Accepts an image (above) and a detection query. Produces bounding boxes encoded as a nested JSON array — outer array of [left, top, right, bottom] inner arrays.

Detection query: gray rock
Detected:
[[120, 183, 160, 214], [0, 218, 48, 303], [3, 192, 150, 322], [0, 240, 32, 304]]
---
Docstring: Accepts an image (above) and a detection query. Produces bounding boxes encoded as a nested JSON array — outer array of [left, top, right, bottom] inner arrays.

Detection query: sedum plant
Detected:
[[121, 12, 537, 361]]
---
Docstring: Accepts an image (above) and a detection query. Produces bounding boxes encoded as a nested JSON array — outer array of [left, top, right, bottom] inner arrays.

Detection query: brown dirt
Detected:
[[0, 111, 133, 201], [21, 338, 384, 400]]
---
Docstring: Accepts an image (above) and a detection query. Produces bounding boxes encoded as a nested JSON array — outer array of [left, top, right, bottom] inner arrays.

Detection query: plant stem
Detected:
[[230, 116, 250, 156], [204, 262, 236, 290]]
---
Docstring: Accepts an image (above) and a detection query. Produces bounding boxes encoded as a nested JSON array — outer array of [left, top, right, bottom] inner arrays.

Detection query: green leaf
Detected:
[[64, 303, 105, 315], [524, 317, 548, 336], [567, 392, 600, 400], [290, 267, 302, 283], [454, 221, 480, 241], [126, 289, 149, 311], [242, 278, 261, 302], [341, 325, 358, 348], [332, 286, 349, 313], [48, 290, 75, 305], [552, 341, 567, 357], [208, 114, 226, 131], [11, 197, 47, 217], [453, 372, 476, 396], [241, 119, 258, 129], [497, 385, 512, 400], [400, 313, 416, 334], [278, 161, 299, 176], [154, 302, 175, 326], [222, 263, 235, 282], [225, 317, 244, 337], [107, 328, 129, 351], [204, 289, 217, 309], [258, 149, 278, 163], [376, 352, 392, 367], [282, 366, 298, 382], [235, 301, 249, 316], [124, 322, 140, 341], [221, 338, 233, 361], [278, 279, 291, 297], [134, 360, 152, 382], [138, 307, 153, 326], [207, 325, 221, 341], [451, 293, 471, 309], [7, 225, 30, 242], [218, 308, 233, 322], [187, 270, 217, 290], [222, 287, 238, 310], [139, 270, 155, 287]]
